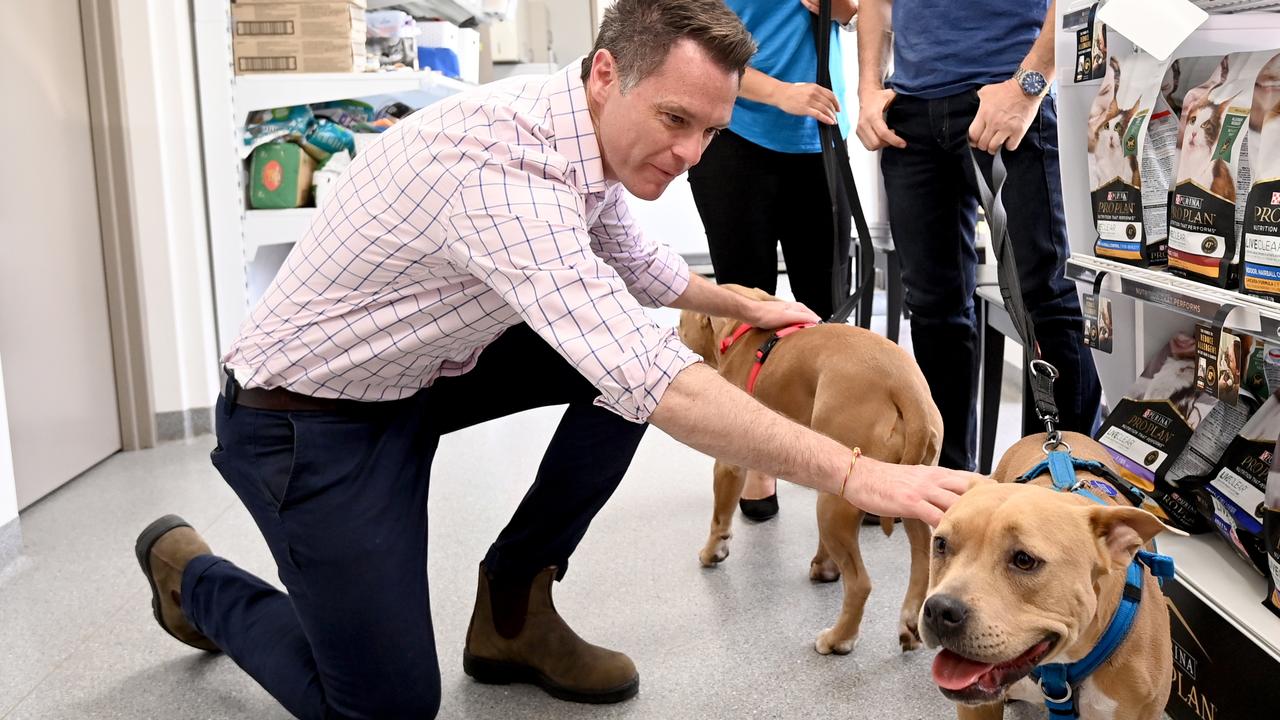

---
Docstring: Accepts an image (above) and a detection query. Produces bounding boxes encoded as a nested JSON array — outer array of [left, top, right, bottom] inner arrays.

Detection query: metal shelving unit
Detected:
[[192, 0, 475, 348]]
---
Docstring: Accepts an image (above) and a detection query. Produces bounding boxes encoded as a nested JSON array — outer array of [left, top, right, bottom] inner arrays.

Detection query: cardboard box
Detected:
[[1163, 577, 1279, 720], [232, 2, 366, 74], [249, 143, 316, 209]]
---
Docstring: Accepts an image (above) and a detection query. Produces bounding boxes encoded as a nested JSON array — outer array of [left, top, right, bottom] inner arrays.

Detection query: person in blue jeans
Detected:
[[689, 0, 858, 520], [855, 0, 1100, 472]]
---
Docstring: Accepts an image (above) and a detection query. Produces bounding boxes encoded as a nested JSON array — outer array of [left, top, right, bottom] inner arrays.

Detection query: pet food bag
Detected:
[[1096, 330, 1221, 531], [1242, 52, 1280, 301], [1205, 388, 1280, 575], [1089, 53, 1173, 266], [1264, 443, 1280, 617], [1169, 52, 1276, 287]]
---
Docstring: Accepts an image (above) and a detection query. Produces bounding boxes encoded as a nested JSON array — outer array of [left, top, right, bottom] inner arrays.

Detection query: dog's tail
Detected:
[[878, 380, 944, 537]]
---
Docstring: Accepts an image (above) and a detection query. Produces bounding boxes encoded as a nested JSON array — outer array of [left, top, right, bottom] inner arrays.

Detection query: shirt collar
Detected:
[[546, 60, 610, 196]]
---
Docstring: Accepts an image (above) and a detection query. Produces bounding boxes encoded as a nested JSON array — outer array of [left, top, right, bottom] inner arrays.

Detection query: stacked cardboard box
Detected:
[[231, 0, 370, 74]]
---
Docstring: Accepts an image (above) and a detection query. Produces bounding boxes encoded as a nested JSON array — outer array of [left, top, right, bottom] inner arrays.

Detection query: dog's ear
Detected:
[[1085, 505, 1173, 568], [967, 475, 998, 491], [677, 310, 719, 368]]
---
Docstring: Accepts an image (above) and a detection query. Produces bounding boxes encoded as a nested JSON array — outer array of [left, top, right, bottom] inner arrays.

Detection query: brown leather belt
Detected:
[[224, 369, 385, 413]]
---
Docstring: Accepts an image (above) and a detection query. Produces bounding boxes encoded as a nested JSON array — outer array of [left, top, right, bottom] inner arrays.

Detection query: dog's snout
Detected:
[[923, 594, 969, 634]]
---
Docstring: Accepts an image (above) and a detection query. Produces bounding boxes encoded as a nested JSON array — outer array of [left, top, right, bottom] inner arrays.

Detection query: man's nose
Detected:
[[672, 134, 704, 169]]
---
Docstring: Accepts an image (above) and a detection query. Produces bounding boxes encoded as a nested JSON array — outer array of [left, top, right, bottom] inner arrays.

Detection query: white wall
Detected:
[[0, 354, 18, 528], [117, 0, 221, 416]]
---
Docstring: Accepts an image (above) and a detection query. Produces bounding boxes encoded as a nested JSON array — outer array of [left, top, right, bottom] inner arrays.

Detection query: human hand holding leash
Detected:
[[968, 79, 1041, 154], [799, 0, 858, 26], [772, 82, 842, 125], [842, 455, 977, 527]]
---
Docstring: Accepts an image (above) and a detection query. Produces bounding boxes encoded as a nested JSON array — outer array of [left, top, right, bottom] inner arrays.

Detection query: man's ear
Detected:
[[1086, 505, 1170, 568], [588, 49, 619, 100]]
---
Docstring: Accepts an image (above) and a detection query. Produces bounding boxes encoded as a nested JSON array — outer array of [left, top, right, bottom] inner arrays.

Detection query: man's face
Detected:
[[586, 40, 738, 201]]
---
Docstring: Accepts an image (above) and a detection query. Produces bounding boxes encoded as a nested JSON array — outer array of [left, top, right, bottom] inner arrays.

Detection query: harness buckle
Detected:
[[1038, 677, 1074, 704]]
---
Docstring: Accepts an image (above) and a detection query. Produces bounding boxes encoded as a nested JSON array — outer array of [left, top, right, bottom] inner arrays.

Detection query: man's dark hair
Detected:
[[580, 0, 756, 91]]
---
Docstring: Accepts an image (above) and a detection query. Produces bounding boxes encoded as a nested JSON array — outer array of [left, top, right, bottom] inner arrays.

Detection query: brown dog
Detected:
[[677, 285, 943, 654], [922, 432, 1175, 720]]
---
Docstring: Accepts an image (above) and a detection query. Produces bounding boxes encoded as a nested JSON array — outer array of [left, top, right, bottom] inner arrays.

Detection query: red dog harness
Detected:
[[718, 322, 817, 395]]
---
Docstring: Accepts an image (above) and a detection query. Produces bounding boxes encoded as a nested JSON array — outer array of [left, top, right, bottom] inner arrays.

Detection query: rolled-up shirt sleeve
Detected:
[[588, 187, 691, 309], [446, 162, 700, 423]]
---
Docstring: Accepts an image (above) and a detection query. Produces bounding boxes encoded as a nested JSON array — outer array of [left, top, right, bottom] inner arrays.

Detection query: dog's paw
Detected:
[[898, 625, 922, 652], [699, 539, 730, 567], [814, 628, 856, 655], [808, 558, 840, 583]]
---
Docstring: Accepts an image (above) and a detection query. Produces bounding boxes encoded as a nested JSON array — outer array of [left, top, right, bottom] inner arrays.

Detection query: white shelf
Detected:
[[244, 208, 315, 261], [1066, 255, 1280, 342], [1158, 533, 1280, 660], [234, 70, 473, 119]]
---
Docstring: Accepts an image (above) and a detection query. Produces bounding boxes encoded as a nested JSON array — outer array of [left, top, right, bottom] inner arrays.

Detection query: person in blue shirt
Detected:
[[856, 0, 1100, 472], [688, 0, 858, 521]]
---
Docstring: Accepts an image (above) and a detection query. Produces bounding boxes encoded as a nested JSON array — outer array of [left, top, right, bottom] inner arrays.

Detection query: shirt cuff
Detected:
[[593, 328, 702, 423]]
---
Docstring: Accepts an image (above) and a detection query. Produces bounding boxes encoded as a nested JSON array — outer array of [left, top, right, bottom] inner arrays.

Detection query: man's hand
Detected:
[[744, 299, 822, 329], [843, 455, 979, 527], [772, 82, 841, 125], [855, 87, 906, 151], [800, 0, 858, 25], [968, 79, 1042, 154]]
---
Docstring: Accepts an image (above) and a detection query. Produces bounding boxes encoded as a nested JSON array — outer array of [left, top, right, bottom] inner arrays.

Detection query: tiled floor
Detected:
[[0, 287, 1035, 719]]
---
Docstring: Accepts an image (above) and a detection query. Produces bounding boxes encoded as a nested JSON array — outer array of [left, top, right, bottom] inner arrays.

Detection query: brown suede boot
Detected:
[[463, 564, 638, 703], [134, 515, 220, 652]]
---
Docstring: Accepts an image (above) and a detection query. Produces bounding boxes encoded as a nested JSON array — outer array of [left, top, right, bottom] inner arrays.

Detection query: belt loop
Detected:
[[222, 366, 239, 416]]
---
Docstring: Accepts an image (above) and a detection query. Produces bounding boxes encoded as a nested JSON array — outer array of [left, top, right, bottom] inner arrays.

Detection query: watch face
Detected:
[[1019, 71, 1047, 96]]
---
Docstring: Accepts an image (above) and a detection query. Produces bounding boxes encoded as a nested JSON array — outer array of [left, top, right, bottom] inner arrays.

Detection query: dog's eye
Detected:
[[1010, 550, 1042, 573], [932, 536, 948, 556]]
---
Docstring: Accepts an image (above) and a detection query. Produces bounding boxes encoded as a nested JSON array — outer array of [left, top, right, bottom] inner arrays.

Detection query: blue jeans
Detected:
[[184, 325, 648, 719], [881, 89, 1101, 471]]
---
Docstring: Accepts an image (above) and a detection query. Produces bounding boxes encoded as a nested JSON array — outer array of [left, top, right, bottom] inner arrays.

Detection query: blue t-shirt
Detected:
[[888, 0, 1048, 99], [725, 0, 849, 154]]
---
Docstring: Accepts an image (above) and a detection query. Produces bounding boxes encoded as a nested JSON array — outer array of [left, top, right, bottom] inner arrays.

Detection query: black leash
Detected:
[[813, 0, 875, 327], [968, 147, 1063, 445]]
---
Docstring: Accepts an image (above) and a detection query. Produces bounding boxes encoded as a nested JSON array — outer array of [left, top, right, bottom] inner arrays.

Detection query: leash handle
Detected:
[[968, 148, 1062, 443]]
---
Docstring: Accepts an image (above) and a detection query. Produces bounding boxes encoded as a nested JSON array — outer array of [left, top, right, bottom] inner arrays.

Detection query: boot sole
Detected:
[[463, 651, 639, 704], [134, 514, 218, 653]]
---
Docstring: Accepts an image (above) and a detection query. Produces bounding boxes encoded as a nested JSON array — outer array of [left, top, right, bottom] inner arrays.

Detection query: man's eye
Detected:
[[665, 113, 685, 126], [705, 127, 721, 138]]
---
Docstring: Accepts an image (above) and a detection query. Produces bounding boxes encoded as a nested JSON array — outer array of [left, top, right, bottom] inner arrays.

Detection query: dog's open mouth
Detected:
[[931, 637, 1057, 703]]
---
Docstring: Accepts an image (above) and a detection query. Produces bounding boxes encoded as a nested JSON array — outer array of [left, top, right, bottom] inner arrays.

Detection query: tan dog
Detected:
[[678, 285, 943, 655], [922, 432, 1174, 720]]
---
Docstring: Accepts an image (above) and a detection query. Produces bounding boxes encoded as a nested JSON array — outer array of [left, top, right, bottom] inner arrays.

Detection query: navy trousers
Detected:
[[184, 324, 648, 719], [880, 89, 1101, 471]]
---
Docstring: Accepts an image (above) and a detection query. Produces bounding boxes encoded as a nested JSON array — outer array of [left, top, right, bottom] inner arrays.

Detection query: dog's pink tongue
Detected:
[[932, 650, 995, 691]]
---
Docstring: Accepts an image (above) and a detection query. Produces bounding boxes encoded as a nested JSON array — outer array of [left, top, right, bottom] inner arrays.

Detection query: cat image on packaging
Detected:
[[1089, 53, 1171, 266], [1169, 52, 1275, 287], [1242, 52, 1280, 301]]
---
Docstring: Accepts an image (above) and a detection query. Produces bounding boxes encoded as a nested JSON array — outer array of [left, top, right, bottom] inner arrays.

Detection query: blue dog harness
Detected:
[[1016, 450, 1175, 720]]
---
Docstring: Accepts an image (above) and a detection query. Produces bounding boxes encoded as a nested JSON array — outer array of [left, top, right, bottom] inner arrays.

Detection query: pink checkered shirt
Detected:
[[223, 64, 699, 422]]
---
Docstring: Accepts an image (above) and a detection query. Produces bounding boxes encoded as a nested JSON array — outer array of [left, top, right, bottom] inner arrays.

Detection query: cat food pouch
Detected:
[[1090, 53, 1172, 266], [1096, 330, 1219, 532], [1169, 52, 1275, 287], [1206, 388, 1280, 575], [1242, 52, 1280, 301]]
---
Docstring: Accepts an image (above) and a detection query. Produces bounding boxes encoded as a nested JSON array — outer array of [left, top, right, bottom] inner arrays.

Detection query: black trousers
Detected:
[[688, 129, 851, 319], [880, 89, 1101, 471], [186, 324, 648, 719]]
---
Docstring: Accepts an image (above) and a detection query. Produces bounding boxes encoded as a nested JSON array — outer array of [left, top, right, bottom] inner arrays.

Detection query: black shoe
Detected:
[[738, 494, 778, 521]]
